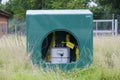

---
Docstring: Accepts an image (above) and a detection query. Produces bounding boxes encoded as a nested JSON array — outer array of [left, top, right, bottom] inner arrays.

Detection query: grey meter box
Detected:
[[51, 48, 70, 64]]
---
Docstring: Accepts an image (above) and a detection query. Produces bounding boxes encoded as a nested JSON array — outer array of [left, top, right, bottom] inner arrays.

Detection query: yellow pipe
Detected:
[[76, 46, 79, 59], [52, 32, 56, 47], [66, 33, 70, 42], [66, 33, 79, 59], [46, 32, 56, 62]]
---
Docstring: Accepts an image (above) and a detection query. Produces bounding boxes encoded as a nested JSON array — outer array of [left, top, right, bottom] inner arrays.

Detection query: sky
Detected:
[[1, 0, 9, 4], [88, 1, 97, 7]]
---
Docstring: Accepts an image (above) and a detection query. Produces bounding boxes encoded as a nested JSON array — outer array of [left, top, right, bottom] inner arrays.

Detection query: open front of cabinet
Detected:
[[41, 31, 79, 64]]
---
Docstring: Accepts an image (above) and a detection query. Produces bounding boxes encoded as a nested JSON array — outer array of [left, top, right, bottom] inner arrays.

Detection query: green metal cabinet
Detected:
[[26, 10, 93, 70]]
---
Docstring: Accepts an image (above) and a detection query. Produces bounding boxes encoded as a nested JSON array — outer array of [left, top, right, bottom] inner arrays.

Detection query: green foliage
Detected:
[[96, 0, 120, 17], [50, 0, 88, 9], [4, 0, 35, 18], [66, 0, 88, 9], [1, 0, 90, 19], [98, 0, 120, 11], [1, 0, 120, 19], [90, 6, 104, 19]]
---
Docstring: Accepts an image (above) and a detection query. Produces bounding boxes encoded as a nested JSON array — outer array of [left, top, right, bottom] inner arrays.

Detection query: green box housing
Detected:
[[26, 10, 93, 70]]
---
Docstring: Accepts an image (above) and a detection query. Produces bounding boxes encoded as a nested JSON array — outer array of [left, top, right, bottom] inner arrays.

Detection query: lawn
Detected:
[[0, 35, 120, 80]]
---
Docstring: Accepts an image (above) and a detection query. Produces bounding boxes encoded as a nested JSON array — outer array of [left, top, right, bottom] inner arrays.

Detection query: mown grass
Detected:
[[0, 35, 120, 80]]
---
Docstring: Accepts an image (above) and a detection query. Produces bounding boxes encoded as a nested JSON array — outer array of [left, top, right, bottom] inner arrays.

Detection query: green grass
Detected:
[[0, 35, 120, 80]]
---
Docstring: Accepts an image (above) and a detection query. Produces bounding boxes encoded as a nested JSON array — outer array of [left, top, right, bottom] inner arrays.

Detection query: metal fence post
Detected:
[[96, 22, 98, 36], [112, 19, 114, 36], [115, 19, 118, 36]]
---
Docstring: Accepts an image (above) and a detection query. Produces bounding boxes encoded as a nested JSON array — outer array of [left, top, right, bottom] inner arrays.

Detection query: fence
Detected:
[[93, 19, 118, 36], [8, 18, 118, 36], [8, 18, 26, 35]]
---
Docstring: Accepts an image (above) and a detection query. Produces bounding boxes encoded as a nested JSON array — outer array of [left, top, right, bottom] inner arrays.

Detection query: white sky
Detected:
[[88, 1, 97, 7], [1, 0, 9, 4]]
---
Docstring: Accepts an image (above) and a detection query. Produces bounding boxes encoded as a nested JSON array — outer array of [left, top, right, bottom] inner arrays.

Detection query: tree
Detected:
[[4, 0, 35, 18], [3, 0, 91, 19], [97, 0, 120, 16]]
